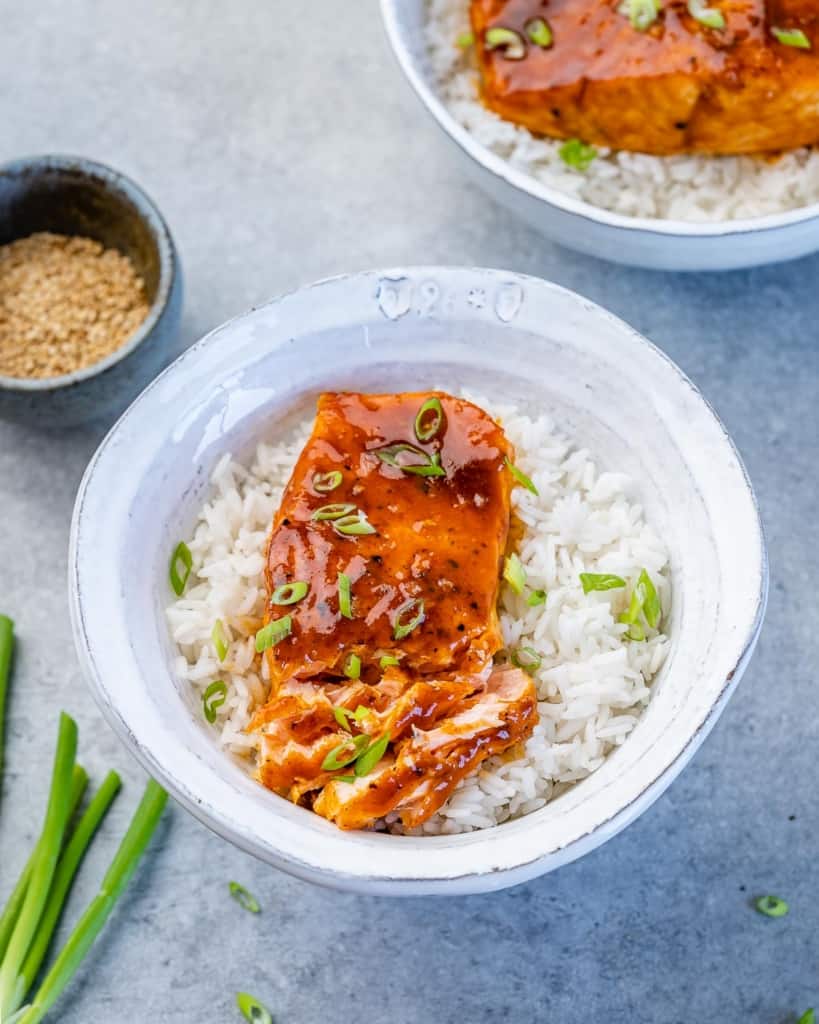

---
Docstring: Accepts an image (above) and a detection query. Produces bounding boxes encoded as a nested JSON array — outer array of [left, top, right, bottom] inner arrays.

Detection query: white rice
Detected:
[[426, 0, 819, 222], [166, 400, 670, 834]]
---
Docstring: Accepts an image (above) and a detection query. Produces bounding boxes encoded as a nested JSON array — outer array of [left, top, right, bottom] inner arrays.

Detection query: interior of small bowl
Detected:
[[70, 268, 765, 893]]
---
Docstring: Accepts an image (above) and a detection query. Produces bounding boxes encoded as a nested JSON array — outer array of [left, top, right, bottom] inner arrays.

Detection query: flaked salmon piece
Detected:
[[262, 391, 513, 686], [473, 0, 819, 155], [312, 667, 537, 831]]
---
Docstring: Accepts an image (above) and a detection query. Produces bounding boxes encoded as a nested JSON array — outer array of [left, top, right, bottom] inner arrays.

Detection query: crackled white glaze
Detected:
[[380, 1, 819, 271], [69, 268, 767, 895]]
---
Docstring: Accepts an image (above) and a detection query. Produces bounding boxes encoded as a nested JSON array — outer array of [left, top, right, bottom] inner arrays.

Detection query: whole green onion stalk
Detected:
[[0, 614, 14, 814], [0, 764, 88, 965], [14, 779, 168, 1024], [0, 713, 78, 1017]]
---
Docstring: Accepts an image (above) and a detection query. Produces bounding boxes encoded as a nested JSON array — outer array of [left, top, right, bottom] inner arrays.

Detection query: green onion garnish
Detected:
[[374, 443, 446, 477], [527, 589, 547, 607], [312, 503, 356, 521], [456, 31, 475, 49], [772, 26, 811, 48], [211, 619, 229, 661], [618, 0, 661, 31], [755, 895, 789, 918], [414, 397, 445, 442], [229, 882, 260, 914], [798, 1010, 815, 1024], [254, 615, 292, 652], [580, 572, 626, 594], [335, 774, 357, 784], [511, 646, 542, 674], [525, 16, 553, 47], [379, 654, 400, 668], [270, 581, 309, 605], [504, 456, 539, 495], [344, 653, 361, 680], [353, 706, 373, 723], [321, 734, 369, 771], [312, 470, 343, 493], [333, 706, 353, 732], [334, 513, 377, 537], [503, 553, 527, 595], [687, 0, 724, 29], [237, 993, 274, 1024], [484, 26, 526, 59], [559, 138, 597, 171], [354, 733, 390, 777], [202, 680, 228, 724], [338, 572, 353, 619], [169, 541, 193, 596], [393, 599, 425, 640], [636, 569, 661, 629]]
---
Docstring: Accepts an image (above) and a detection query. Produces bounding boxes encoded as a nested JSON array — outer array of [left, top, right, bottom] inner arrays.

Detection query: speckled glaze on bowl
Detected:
[[380, 1, 819, 272], [0, 155, 182, 427], [69, 267, 767, 895]]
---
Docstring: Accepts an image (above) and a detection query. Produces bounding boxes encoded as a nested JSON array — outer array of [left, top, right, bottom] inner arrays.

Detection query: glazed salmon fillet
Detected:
[[472, 0, 819, 155], [248, 391, 537, 830]]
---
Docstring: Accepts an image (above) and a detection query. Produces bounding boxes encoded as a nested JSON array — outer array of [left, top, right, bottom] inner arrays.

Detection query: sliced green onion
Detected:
[[255, 615, 292, 653], [333, 706, 353, 732], [169, 541, 193, 596], [503, 553, 527, 595], [354, 733, 391, 778], [344, 653, 361, 680], [321, 734, 369, 772], [414, 397, 444, 442], [798, 1010, 815, 1024], [755, 895, 789, 918], [511, 646, 542, 674], [580, 572, 626, 594], [312, 470, 343, 493], [312, 503, 356, 521], [527, 589, 547, 607], [618, 0, 661, 31], [338, 572, 353, 619], [334, 775, 357, 784], [687, 0, 724, 29], [334, 513, 377, 537], [393, 599, 425, 640], [636, 569, 661, 629], [620, 589, 642, 625], [456, 30, 475, 49], [379, 654, 400, 668], [559, 138, 597, 171], [211, 619, 229, 661], [229, 882, 260, 914], [202, 680, 228, 724], [353, 706, 373, 723], [237, 993, 273, 1024], [525, 16, 553, 47], [623, 621, 646, 642], [484, 26, 526, 59], [504, 456, 539, 495], [772, 26, 811, 48], [374, 443, 446, 478], [270, 581, 309, 606]]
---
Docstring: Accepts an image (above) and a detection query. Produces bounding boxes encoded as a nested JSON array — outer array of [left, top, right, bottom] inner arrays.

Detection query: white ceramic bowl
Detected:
[[69, 267, 767, 895], [380, 1, 819, 272]]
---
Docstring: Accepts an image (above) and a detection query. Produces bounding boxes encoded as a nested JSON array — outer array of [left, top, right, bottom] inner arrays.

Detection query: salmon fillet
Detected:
[[248, 391, 537, 830], [472, 0, 819, 155]]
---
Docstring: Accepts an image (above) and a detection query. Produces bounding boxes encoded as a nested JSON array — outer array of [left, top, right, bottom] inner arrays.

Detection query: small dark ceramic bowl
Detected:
[[0, 155, 182, 428]]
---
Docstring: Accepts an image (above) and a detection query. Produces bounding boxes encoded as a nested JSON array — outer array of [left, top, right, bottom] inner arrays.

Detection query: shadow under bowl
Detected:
[[0, 154, 183, 428]]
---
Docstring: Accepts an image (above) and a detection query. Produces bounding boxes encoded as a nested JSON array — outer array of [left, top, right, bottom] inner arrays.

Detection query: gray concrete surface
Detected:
[[1, 2, 817, 1022]]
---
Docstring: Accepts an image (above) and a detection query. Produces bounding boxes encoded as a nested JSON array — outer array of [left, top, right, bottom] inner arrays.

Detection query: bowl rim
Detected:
[[69, 266, 769, 893], [0, 154, 176, 393], [379, 0, 819, 239]]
